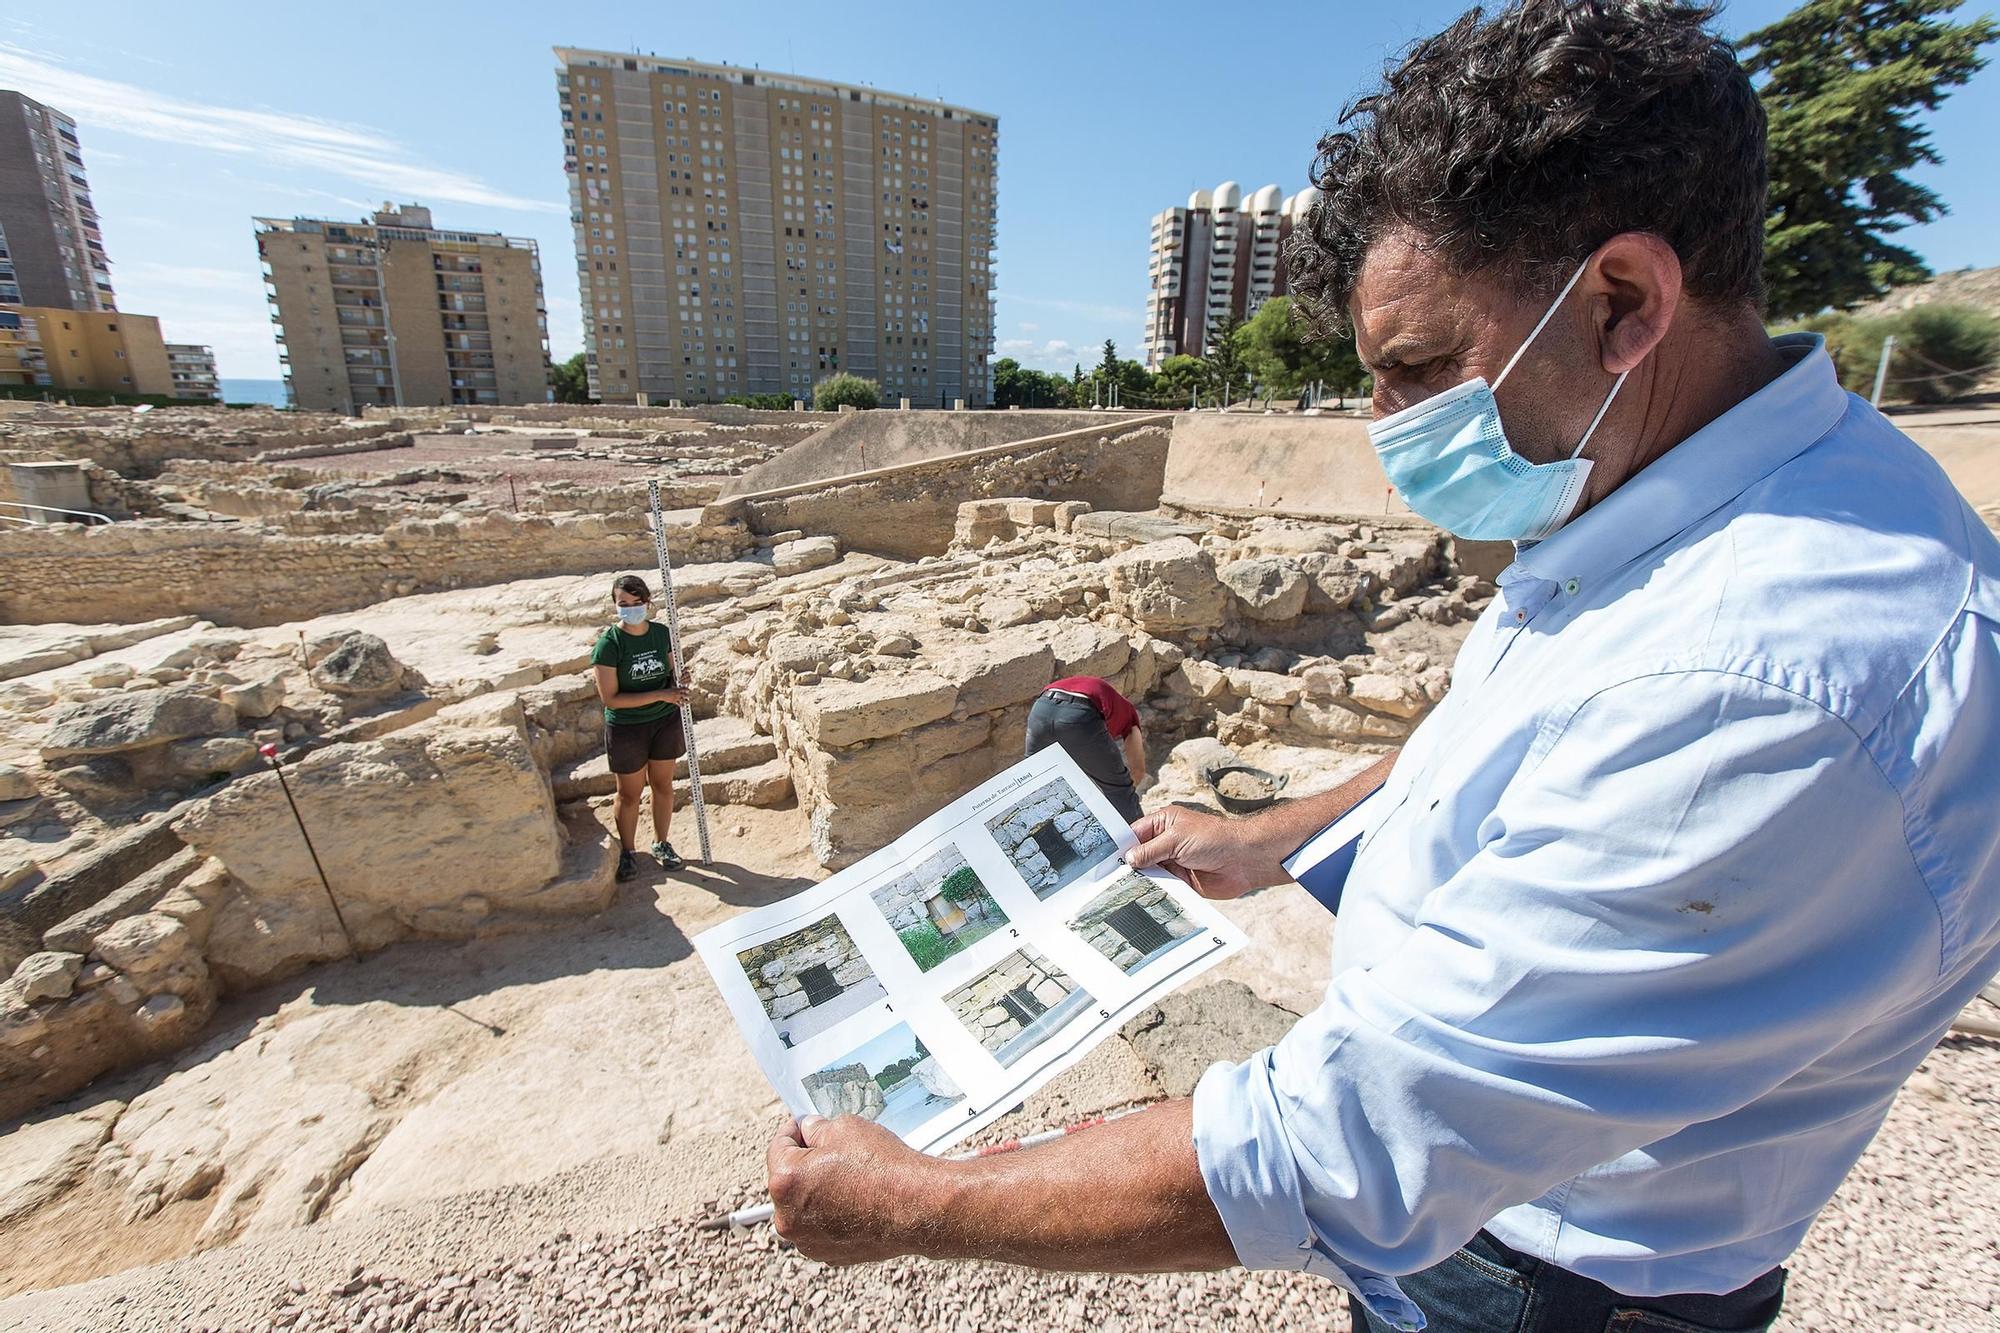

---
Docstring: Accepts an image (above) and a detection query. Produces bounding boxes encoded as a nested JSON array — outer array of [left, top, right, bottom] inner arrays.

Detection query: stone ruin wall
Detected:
[[687, 498, 1476, 870], [1072, 875, 1197, 971], [947, 948, 1078, 1055], [988, 781, 1115, 894], [803, 1061, 886, 1119], [739, 918, 871, 1021], [0, 681, 623, 1123], [0, 509, 751, 627]]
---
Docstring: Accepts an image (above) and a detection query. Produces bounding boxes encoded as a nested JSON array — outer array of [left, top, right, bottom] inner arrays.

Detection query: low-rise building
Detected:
[[165, 343, 220, 400], [0, 308, 47, 389], [0, 305, 170, 395]]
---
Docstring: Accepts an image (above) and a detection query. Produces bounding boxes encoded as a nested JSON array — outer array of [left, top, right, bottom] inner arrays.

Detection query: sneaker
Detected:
[[651, 840, 685, 871], [616, 850, 638, 882]]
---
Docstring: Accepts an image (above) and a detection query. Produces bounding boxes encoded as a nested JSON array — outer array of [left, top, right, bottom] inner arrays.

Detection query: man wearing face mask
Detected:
[[758, 4, 2000, 1330]]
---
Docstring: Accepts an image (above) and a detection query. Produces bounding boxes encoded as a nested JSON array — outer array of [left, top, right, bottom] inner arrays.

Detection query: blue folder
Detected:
[[1280, 790, 1385, 915]]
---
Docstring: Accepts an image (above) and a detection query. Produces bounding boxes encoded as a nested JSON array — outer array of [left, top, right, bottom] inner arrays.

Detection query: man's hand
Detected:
[[1125, 804, 1300, 899], [766, 1113, 947, 1264], [657, 687, 689, 706], [1128, 754, 1399, 900]]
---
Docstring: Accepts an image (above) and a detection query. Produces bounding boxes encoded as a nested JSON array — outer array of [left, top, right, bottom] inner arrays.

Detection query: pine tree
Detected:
[[1744, 0, 1996, 318]]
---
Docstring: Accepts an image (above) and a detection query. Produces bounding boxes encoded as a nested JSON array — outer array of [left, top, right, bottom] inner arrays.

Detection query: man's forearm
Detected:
[[909, 1100, 1237, 1273], [1250, 750, 1398, 864]]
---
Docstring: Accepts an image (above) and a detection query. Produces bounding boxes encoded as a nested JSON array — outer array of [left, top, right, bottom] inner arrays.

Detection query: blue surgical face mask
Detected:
[[616, 603, 648, 625], [1367, 259, 1631, 542]]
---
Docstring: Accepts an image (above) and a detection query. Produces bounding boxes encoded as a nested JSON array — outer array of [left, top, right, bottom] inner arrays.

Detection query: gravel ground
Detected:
[[195, 1035, 1998, 1333]]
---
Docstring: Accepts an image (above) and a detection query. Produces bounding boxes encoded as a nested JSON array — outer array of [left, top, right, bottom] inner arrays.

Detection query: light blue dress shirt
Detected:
[[1193, 335, 2000, 1329]]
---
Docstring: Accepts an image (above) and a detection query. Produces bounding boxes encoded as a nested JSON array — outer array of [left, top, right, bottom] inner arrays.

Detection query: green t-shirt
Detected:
[[591, 624, 677, 725]]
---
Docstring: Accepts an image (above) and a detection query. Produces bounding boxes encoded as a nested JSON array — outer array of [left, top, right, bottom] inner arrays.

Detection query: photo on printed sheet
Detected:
[[1065, 869, 1201, 975], [944, 946, 1095, 1068], [983, 775, 1117, 899], [803, 1021, 966, 1140], [735, 915, 887, 1048], [869, 842, 1009, 972]]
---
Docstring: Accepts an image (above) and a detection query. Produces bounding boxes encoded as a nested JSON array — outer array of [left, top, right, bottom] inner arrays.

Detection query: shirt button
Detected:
[[1515, 610, 1526, 622], [1565, 578, 1580, 595]]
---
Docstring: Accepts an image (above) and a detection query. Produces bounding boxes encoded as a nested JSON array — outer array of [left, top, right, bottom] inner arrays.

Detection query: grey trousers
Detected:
[[1024, 692, 1142, 825]]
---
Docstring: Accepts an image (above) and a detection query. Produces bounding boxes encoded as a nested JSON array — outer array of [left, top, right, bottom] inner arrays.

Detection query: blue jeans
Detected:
[[1350, 1231, 1786, 1333]]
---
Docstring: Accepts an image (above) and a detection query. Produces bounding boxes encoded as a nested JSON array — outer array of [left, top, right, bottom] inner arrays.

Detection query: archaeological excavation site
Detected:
[[2, 398, 1997, 1331]]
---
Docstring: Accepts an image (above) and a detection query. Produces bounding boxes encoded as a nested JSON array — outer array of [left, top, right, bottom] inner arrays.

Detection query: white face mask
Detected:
[[616, 604, 648, 625]]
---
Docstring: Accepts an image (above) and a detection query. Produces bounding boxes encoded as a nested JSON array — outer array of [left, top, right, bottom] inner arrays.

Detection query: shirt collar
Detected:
[[1514, 334, 1849, 588]]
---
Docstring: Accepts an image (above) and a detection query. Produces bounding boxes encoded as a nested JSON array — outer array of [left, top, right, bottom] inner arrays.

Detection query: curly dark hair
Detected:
[[1288, 0, 1767, 333]]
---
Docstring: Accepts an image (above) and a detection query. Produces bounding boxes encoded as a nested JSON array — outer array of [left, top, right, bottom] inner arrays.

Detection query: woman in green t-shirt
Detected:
[[591, 574, 688, 881]]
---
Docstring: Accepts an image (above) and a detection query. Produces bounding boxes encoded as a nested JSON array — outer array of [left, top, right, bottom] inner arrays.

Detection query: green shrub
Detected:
[[812, 373, 879, 411], [1887, 304, 2000, 404], [722, 393, 794, 410], [898, 923, 954, 970], [1779, 303, 2000, 404], [940, 865, 985, 904]]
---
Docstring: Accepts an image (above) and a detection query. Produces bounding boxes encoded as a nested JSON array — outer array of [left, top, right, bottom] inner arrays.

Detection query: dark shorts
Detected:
[[606, 711, 686, 774], [1025, 691, 1142, 825]]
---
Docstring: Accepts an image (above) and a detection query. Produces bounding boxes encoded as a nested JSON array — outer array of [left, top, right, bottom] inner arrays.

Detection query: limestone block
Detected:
[[219, 670, 290, 719], [1292, 699, 1366, 740], [1042, 622, 1132, 679], [1293, 553, 1369, 613], [1223, 669, 1303, 707], [765, 634, 840, 675], [980, 595, 1037, 628], [306, 630, 406, 697], [1104, 538, 1227, 632], [913, 714, 994, 768], [179, 720, 562, 991], [1348, 673, 1429, 719], [678, 757, 794, 809], [13, 951, 83, 1002], [941, 638, 1055, 715], [952, 499, 1016, 549], [91, 913, 195, 978], [773, 536, 839, 575], [772, 990, 811, 1018], [798, 672, 958, 748], [1053, 501, 1092, 533], [0, 764, 34, 803], [167, 736, 259, 780], [41, 686, 236, 762], [1218, 558, 1309, 622], [1180, 660, 1229, 701], [1299, 665, 1350, 700]]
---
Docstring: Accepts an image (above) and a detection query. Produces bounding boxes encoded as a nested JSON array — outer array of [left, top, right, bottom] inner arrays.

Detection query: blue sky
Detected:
[[3, 1, 1994, 381]]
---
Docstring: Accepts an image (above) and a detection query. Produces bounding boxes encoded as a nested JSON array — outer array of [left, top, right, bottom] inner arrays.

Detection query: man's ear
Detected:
[[1588, 232, 1682, 375]]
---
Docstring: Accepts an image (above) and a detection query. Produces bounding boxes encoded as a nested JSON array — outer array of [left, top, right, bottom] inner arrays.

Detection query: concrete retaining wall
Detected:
[[720, 409, 1103, 498], [1161, 412, 1413, 519]]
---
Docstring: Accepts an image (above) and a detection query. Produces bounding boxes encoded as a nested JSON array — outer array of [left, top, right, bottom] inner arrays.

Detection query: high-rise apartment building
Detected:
[[554, 49, 998, 406], [165, 343, 220, 401], [256, 203, 551, 413], [1141, 181, 1319, 369], [0, 92, 116, 311]]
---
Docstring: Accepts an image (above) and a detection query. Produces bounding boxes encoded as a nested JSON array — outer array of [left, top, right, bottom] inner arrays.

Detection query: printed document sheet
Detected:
[[696, 746, 1245, 1154]]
